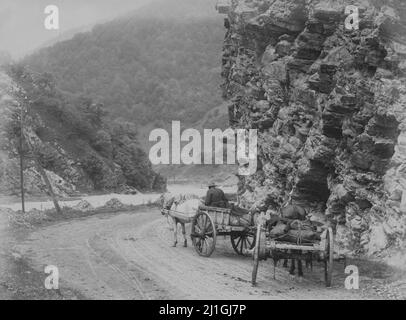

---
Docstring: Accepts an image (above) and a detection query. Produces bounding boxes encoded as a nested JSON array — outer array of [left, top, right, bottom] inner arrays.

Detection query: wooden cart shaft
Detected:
[[266, 241, 325, 252], [161, 208, 195, 223]]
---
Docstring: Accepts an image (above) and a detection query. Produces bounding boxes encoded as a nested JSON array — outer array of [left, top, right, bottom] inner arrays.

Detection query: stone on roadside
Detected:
[[104, 198, 125, 210], [73, 200, 94, 212]]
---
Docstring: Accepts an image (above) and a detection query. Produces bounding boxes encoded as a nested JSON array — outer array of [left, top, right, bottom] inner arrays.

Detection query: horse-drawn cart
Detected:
[[251, 224, 334, 287], [190, 205, 256, 257], [162, 204, 256, 257]]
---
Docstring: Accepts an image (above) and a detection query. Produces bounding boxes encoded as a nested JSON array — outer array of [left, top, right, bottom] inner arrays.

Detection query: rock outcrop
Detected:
[[221, 0, 406, 265]]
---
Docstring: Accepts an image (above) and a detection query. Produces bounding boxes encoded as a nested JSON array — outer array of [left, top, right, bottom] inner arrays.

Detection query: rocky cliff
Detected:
[[221, 0, 406, 266], [0, 66, 166, 198]]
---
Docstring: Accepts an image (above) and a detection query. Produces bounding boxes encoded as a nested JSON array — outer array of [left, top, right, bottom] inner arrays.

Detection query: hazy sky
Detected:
[[0, 0, 155, 58]]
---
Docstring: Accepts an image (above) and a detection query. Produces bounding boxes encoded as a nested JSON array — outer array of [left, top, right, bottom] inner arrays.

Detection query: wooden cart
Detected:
[[189, 205, 256, 257], [251, 224, 334, 287]]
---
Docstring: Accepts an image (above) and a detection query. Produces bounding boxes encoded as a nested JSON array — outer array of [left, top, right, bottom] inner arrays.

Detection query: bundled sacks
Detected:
[[229, 204, 256, 226], [269, 221, 289, 238], [280, 205, 306, 220], [283, 229, 321, 243], [267, 205, 322, 244], [269, 219, 321, 243]]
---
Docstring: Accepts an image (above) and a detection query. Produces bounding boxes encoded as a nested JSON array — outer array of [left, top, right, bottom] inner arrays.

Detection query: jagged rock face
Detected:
[[222, 0, 406, 264]]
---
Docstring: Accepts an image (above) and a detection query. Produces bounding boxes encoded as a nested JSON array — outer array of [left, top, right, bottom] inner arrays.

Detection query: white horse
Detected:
[[160, 193, 202, 247]]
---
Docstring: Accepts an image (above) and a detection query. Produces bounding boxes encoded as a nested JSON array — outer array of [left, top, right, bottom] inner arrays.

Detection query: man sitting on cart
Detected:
[[205, 181, 229, 208], [205, 181, 254, 223]]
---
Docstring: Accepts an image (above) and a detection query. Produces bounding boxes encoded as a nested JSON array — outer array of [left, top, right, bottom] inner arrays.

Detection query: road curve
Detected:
[[13, 208, 380, 299]]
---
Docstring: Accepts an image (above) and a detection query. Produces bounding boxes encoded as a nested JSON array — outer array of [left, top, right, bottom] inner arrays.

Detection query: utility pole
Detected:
[[18, 89, 61, 215], [23, 129, 62, 215], [19, 102, 25, 213], [33, 155, 62, 214]]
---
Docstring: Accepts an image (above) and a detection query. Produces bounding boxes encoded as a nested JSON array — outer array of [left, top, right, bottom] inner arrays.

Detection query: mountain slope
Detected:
[[21, 0, 232, 184], [0, 66, 166, 198], [23, 0, 225, 127]]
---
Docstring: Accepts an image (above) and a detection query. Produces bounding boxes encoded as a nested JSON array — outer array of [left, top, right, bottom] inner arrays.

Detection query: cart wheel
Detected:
[[230, 231, 256, 255], [324, 227, 334, 287], [191, 211, 216, 257], [252, 225, 266, 285]]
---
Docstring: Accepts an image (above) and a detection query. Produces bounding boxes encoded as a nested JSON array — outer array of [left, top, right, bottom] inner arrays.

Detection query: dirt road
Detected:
[[4, 207, 402, 300]]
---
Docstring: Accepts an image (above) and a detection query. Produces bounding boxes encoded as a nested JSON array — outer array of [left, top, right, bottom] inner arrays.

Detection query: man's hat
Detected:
[[208, 181, 217, 187]]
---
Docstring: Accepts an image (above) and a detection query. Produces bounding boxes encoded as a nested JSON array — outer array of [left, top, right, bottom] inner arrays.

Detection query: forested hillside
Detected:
[[24, 0, 224, 127], [0, 65, 166, 197]]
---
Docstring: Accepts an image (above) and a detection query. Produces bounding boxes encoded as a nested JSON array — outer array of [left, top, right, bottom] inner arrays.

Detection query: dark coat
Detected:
[[205, 187, 229, 208]]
